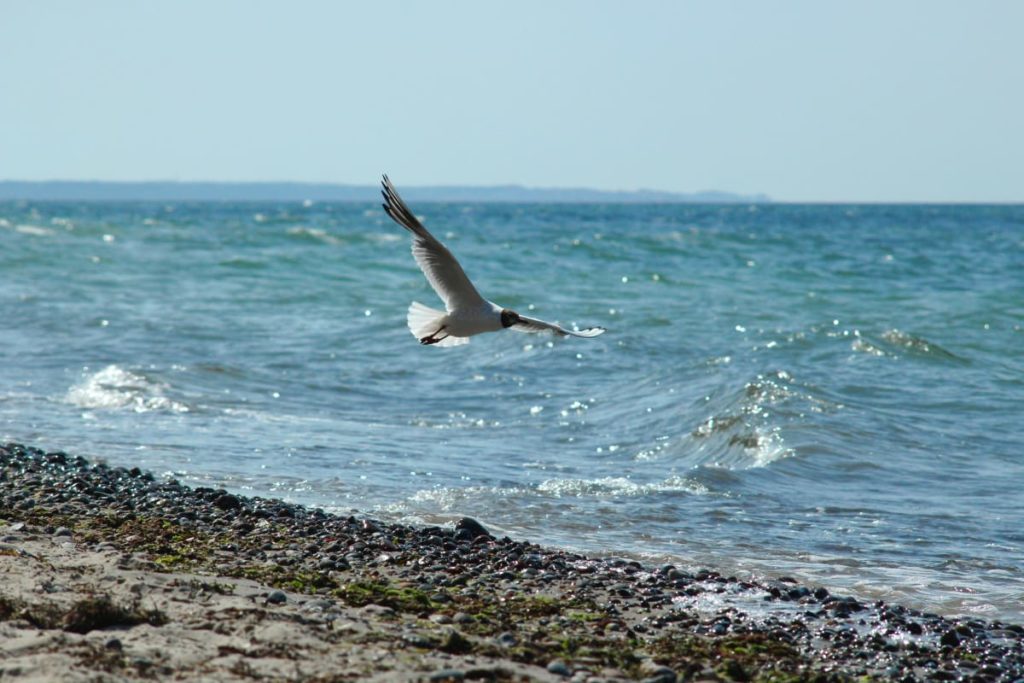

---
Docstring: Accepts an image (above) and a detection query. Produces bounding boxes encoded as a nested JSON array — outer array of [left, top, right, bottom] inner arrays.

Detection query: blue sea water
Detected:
[[1, 200, 1022, 621]]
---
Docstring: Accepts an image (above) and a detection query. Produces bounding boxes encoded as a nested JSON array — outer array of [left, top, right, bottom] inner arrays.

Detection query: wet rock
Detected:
[[787, 586, 810, 600], [266, 590, 287, 604], [939, 629, 960, 647], [455, 516, 491, 539]]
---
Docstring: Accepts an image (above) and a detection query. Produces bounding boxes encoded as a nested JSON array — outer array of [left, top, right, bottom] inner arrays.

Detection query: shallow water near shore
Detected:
[[2, 200, 1022, 621]]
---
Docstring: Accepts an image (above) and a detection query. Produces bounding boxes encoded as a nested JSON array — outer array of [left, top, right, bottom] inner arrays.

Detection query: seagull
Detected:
[[381, 175, 606, 347]]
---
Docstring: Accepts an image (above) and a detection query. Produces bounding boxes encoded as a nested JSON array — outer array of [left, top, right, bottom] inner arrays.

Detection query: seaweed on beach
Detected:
[[0, 592, 166, 634]]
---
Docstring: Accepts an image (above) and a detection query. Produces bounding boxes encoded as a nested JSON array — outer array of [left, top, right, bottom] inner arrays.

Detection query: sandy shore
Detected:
[[2, 443, 1021, 682]]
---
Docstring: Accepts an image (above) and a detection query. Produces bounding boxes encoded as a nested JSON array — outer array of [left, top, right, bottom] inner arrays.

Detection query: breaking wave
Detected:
[[66, 365, 190, 414]]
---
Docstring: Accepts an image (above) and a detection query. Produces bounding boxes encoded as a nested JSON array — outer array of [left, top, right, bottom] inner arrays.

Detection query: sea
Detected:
[[2, 200, 1022, 622]]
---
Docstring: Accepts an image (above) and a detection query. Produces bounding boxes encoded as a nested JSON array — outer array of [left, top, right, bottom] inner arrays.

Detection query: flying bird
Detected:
[[381, 175, 606, 347]]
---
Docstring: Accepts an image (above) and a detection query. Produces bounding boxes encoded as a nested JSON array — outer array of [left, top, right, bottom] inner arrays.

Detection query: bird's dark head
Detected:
[[500, 309, 521, 328]]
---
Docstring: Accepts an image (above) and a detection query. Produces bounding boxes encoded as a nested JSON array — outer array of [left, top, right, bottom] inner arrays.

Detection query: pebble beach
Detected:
[[2, 442, 1022, 682]]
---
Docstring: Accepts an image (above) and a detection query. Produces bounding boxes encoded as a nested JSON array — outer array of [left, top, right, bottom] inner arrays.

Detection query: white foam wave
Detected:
[[14, 224, 55, 236], [66, 365, 189, 413], [381, 475, 708, 518], [537, 475, 708, 498], [285, 226, 342, 245]]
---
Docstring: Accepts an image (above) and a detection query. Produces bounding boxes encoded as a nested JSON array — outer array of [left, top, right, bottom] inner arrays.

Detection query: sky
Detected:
[[1, 1, 1021, 202]]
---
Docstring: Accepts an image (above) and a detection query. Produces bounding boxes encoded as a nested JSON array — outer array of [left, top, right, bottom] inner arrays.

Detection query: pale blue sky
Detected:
[[1, 1, 1021, 202]]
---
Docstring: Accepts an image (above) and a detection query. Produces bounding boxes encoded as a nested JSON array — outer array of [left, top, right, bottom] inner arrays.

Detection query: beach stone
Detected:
[[104, 637, 123, 651], [455, 517, 491, 539], [547, 659, 572, 676], [720, 660, 748, 681], [213, 493, 241, 510], [440, 628, 472, 654], [429, 670, 465, 682], [304, 599, 334, 612], [361, 603, 395, 618], [402, 633, 434, 648], [266, 590, 287, 604], [639, 659, 677, 682], [939, 629, 960, 647]]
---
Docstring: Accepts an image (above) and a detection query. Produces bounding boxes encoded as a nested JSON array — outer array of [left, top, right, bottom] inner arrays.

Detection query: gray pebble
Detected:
[[547, 659, 572, 676], [361, 603, 395, 617]]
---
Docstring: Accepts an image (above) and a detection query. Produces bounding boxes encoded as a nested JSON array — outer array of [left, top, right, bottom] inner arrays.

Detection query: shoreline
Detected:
[[2, 442, 1021, 682]]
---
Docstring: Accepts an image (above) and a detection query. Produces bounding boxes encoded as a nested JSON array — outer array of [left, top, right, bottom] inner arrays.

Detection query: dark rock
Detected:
[[212, 494, 240, 510], [939, 629, 960, 647], [266, 590, 287, 605], [787, 586, 810, 600], [720, 659, 749, 681], [455, 517, 491, 539], [440, 628, 473, 654]]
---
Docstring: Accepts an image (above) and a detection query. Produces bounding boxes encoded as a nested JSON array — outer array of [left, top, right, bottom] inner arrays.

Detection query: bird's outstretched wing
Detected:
[[510, 314, 606, 338], [381, 175, 485, 311]]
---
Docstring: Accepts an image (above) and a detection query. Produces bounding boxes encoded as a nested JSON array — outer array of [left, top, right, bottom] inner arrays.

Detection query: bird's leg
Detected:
[[420, 326, 449, 345]]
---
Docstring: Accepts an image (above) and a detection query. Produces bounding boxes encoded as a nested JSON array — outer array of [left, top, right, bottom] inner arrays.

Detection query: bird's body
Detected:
[[381, 175, 605, 346], [406, 300, 502, 347]]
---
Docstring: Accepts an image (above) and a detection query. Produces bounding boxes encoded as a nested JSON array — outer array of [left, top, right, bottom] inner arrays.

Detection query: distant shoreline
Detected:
[[0, 180, 769, 204]]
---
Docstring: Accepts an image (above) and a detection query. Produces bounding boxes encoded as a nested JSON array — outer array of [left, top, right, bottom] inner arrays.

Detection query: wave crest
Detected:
[[66, 365, 190, 413]]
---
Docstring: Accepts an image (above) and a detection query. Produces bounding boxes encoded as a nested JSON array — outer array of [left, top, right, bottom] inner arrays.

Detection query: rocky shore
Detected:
[[1, 442, 1021, 682]]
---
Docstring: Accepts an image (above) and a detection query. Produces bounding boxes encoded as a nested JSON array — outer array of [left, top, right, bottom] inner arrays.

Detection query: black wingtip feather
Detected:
[[380, 176, 428, 236]]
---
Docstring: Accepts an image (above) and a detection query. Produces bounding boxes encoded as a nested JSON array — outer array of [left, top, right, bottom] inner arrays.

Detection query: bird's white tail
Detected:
[[407, 301, 469, 347]]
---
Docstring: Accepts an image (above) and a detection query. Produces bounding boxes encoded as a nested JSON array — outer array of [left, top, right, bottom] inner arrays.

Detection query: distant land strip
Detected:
[[0, 180, 769, 204]]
